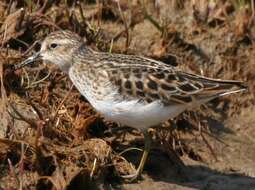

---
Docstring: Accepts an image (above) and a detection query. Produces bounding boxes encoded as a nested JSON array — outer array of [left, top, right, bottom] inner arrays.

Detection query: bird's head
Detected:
[[15, 30, 84, 72]]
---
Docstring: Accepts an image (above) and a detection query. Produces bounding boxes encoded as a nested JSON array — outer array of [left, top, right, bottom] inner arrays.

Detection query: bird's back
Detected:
[[69, 49, 246, 128]]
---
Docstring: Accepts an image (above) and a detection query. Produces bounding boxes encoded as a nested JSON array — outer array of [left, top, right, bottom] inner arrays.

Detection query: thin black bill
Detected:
[[14, 52, 41, 70]]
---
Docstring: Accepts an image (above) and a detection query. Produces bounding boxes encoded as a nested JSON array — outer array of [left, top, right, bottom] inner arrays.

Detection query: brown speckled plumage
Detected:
[[70, 43, 246, 106]]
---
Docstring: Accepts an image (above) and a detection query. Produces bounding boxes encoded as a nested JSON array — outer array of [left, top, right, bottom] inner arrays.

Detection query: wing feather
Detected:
[[75, 52, 246, 106]]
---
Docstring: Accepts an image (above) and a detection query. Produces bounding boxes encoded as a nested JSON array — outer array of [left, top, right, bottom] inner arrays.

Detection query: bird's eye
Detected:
[[50, 43, 58, 49]]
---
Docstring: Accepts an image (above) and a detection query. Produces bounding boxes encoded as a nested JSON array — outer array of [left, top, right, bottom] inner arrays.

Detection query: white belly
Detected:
[[69, 70, 186, 131], [93, 98, 185, 131]]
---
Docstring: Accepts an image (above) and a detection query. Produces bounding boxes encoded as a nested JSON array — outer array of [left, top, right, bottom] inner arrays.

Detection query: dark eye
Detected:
[[50, 43, 58, 49]]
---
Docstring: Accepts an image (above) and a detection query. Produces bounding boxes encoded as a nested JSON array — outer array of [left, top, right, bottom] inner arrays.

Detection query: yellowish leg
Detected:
[[122, 131, 152, 181]]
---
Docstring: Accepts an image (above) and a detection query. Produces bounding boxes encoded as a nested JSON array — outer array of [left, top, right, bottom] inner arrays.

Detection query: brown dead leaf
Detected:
[[38, 138, 112, 186], [234, 8, 253, 37], [0, 2, 6, 19], [44, 163, 82, 190], [74, 115, 97, 138], [207, 1, 233, 24], [0, 54, 9, 138], [192, 0, 209, 22], [112, 155, 136, 176], [0, 8, 27, 45]]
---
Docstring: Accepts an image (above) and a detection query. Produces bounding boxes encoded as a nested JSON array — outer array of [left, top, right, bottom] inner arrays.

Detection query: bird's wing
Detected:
[[101, 55, 246, 105]]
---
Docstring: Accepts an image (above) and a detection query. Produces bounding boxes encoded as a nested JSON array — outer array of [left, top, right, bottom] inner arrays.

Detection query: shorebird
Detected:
[[15, 30, 246, 181]]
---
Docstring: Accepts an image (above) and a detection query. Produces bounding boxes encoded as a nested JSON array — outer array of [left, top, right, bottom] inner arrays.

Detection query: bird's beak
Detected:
[[14, 52, 42, 70]]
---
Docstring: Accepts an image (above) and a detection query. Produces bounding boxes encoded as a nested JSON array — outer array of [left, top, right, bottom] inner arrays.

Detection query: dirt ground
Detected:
[[0, 0, 255, 190]]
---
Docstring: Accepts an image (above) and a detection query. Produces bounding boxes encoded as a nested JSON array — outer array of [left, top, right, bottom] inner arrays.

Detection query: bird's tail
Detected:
[[206, 79, 247, 97], [185, 73, 248, 100]]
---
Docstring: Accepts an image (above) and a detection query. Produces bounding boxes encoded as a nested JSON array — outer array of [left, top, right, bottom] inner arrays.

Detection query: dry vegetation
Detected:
[[0, 0, 255, 189]]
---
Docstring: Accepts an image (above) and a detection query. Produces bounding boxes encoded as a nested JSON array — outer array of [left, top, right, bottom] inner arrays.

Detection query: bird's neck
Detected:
[[77, 43, 95, 55]]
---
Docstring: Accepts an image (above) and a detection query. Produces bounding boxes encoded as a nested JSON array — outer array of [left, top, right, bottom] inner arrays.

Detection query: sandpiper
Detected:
[[15, 30, 247, 181]]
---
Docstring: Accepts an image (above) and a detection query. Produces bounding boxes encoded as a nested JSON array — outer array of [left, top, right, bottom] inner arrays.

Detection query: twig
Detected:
[[26, 71, 51, 89], [8, 159, 20, 188], [77, 1, 86, 24], [21, 40, 41, 56], [90, 158, 97, 179], [23, 95, 45, 120], [141, 0, 163, 32], [0, 138, 35, 151], [96, 0, 102, 26], [39, 0, 55, 14], [18, 143, 25, 190], [195, 113, 218, 161], [119, 147, 143, 155], [52, 84, 74, 122], [250, 0, 254, 26], [9, 103, 38, 129], [38, 176, 60, 190], [116, 0, 130, 50]]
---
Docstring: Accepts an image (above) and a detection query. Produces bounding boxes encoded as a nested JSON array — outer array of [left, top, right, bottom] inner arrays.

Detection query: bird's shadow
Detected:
[[85, 109, 254, 189], [104, 117, 254, 190], [115, 148, 255, 189]]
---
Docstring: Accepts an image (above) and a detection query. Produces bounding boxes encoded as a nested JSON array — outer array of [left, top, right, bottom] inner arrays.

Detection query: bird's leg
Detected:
[[121, 130, 152, 181], [136, 131, 152, 175]]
